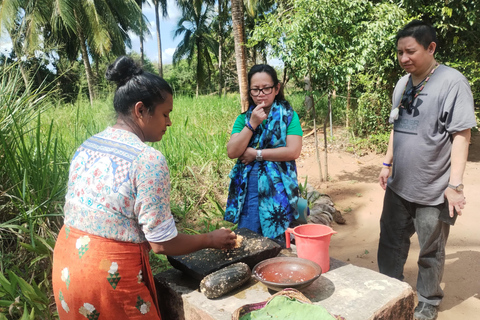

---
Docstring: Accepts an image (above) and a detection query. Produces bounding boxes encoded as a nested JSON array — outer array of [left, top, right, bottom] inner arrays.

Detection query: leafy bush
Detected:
[[351, 90, 392, 137]]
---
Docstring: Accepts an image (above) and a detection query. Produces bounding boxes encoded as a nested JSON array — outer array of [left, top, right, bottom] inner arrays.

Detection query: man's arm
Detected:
[[444, 128, 471, 217], [378, 130, 394, 190]]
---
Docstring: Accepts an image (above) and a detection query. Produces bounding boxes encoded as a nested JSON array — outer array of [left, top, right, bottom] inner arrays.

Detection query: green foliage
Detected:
[[250, 0, 410, 137], [0, 63, 62, 319], [0, 268, 54, 319], [154, 94, 239, 176], [152, 94, 240, 234], [348, 132, 391, 155], [298, 176, 308, 199], [51, 0, 146, 57], [163, 61, 197, 96], [351, 90, 392, 137], [173, 1, 217, 95], [0, 227, 57, 319], [0, 62, 65, 239], [252, 0, 385, 91]]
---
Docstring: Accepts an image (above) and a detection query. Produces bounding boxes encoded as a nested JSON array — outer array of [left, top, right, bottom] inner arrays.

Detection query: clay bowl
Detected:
[[252, 257, 322, 291]]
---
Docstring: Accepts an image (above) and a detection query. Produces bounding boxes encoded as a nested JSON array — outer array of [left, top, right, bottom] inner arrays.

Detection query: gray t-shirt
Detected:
[[388, 64, 477, 205]]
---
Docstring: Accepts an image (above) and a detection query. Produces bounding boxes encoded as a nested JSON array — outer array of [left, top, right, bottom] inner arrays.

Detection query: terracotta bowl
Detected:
[[252, 257, 322, 291]]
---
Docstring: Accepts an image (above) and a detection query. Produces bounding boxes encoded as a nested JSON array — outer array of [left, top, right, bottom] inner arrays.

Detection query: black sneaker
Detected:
[[414, 302, 438, 320]]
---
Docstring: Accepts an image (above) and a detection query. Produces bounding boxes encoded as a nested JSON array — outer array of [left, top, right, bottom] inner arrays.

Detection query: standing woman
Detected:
[[52, 56, 236, 320], [225, 64, 303, 242]]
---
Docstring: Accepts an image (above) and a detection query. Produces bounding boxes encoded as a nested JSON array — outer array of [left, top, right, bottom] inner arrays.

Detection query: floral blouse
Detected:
[[64, 127, 178, 243]]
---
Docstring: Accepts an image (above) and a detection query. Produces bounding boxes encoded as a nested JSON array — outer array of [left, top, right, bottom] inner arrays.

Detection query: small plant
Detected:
[[298, 176, 309, 200], [149, 252, 172, 274], [171, 199, 194, 221], [0, 227, 57, 318]]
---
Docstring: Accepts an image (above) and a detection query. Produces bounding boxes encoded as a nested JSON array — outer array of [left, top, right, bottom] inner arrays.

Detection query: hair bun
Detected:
[[105, 56, 143, 86]]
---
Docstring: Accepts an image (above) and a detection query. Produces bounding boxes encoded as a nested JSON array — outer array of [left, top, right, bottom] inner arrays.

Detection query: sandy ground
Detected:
[[296, 129, 480, 320]]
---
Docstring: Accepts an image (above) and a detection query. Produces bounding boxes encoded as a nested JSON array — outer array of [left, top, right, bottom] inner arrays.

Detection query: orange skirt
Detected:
[[52, 225, 161, 319]]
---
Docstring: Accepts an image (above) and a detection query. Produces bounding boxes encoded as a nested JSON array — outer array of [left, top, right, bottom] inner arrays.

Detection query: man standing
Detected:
[[377, 20, 476, 320]]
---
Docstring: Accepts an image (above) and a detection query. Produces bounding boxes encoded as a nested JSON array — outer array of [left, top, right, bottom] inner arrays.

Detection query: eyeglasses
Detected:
[[249, 85, 275, 97], [400, 87, 416, 114]]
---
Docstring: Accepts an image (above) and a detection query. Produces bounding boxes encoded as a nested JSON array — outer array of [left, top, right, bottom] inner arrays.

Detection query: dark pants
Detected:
[[378, 187, 450, 306]]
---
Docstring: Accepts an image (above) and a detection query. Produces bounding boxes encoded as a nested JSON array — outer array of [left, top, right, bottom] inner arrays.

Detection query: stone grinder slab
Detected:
[[167, 228, 282, 280]]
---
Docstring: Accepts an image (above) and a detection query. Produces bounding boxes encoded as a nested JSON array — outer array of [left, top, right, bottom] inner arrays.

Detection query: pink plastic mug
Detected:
[[285, 224, 337, 272]]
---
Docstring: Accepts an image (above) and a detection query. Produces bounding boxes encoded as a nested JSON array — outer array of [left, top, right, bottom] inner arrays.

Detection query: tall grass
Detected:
[[0, 64, 62, 319], [156, 94, 239, 174], [0, 65, 66, 243]]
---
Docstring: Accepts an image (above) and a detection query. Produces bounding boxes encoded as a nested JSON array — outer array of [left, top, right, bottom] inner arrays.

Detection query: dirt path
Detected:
[[296, 129, 480, 320]]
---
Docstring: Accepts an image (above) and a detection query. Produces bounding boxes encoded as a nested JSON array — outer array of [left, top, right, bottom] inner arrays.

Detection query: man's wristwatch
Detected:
[[448, 183, 464, 192], [256, 150, 263, 161]]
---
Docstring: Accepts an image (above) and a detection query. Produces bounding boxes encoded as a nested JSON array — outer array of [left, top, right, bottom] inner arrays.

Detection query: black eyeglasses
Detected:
[[400, 87, 416, 114], [249, 86, 275, 97]]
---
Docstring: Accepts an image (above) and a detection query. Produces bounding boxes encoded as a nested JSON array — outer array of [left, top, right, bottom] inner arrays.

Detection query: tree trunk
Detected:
[[140, 36, 144, 66], [303, 76, 314, 116], [137, 0, 144, 66], [324, 92, 331, 180], [231, 0, 249, 112], [196, 38, 202, 98], [8, 28, 29, 90], [346, 78, 351, 128], [323, 118, 328, 181], [75, 10, 95, 105], [218, 0, 223, 97], [95, 59, 100, 79], [329, 91, 333, 137], [155, 2, 163, 77], [314, 117, 323, 182], [309, 70, 322, 182], [18, 60, 29, 91], [283, 67, 288, 87]]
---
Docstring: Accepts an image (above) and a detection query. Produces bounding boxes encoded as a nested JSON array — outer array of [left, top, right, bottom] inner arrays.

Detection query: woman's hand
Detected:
[[207, 228, 237, 250], [249, 102, 268, 128], [149, 228, 237, 255], [238, 147, 256, 165]]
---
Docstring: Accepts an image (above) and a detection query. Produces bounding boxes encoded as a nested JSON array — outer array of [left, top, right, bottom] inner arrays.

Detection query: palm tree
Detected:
[[244, 0, 275, 65], [0, 0, 52, 88], [52, 0, 146, 105], [152, 0, 168, 77], [216, 0, 229, 97], [231, 0, 249, 111], [136, 0, 150, 66], [230, 0, 277, 111], [173, 1, 215, 97]]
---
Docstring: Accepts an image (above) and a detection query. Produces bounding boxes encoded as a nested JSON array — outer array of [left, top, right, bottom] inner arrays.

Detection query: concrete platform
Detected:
[[155, 250, 414, 320]]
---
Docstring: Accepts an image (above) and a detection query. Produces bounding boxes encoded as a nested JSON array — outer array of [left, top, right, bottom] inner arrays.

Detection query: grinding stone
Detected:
[[167, 228, 282, 280]]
